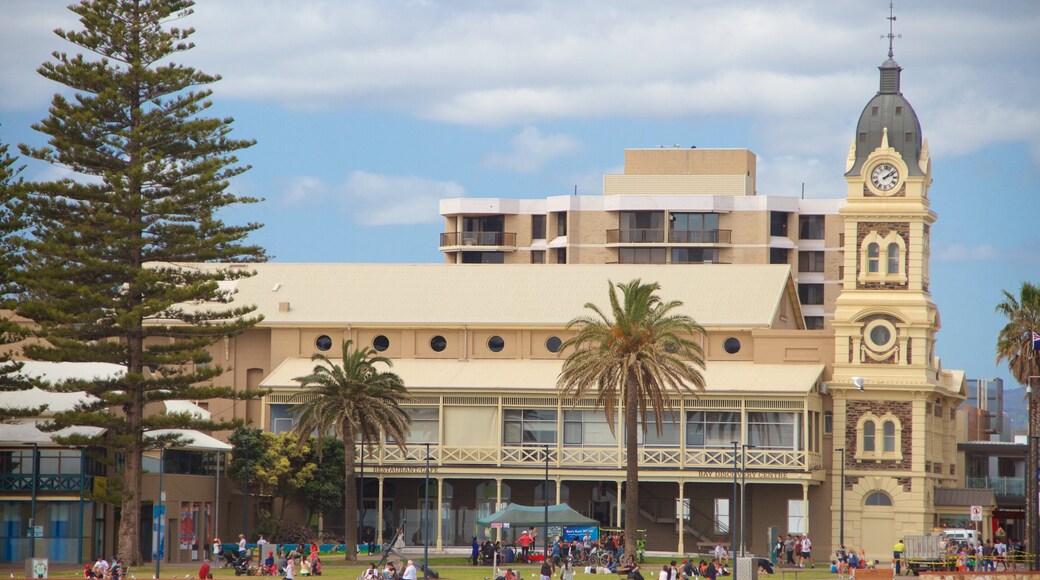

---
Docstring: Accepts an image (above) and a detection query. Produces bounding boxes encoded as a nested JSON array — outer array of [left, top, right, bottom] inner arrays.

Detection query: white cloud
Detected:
[[483, 127, 581, 173], [933, 243, 1000, 262], [281, 176, 328, 206], [339, 171, 464, 226]]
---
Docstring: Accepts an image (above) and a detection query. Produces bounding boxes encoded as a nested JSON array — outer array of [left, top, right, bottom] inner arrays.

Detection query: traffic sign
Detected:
[[970, 505, 983, 521]]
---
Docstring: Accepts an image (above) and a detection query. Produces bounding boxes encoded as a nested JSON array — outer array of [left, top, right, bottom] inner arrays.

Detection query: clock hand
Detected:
[[884, 170, 897, 180]]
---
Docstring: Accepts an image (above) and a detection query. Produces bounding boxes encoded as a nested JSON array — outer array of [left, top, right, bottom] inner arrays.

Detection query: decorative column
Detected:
[[377, 477, 385, 546], [616, 481, 623, 529], [802, 482, 810, 535], [436, 477, 444, 551], [496, 478, 503, 543], [555, 479, 562, 506], [677, 480, 685, 555]]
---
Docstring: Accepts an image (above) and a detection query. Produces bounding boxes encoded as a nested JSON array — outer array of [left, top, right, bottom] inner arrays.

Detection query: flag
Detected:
[[1033, 330, 1040, 351]]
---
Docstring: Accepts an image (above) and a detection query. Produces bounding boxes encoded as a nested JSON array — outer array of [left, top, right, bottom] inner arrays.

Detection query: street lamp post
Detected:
[[28, 443, 38, 559], [421, 442, 432, 580], [741, 444, 755, 557], [836, 448, 845, 549], [544, 444, 551, 557], [730, 441, 738, 559], [360, 433, 365, 549], [155, 446, 166, 580]]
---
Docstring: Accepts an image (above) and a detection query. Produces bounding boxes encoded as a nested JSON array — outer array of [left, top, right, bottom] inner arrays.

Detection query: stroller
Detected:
[[224, 549, 256, 576]]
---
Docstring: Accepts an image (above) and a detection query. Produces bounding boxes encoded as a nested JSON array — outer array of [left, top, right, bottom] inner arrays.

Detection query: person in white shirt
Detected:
[[713, 543, 728, 565], [284, 556, 295, 580], [238, 534, 247, 558], [403, 560, 418, 580], [658, 564, 670, 580]]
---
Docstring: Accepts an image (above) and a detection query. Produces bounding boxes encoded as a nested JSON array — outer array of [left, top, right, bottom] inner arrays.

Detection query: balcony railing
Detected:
[[606, 229, 665, 243], [359, 444, 817, 472], [440, 231, 517, 247], [0, 474, 92, 493], [966, 476, 1025, 497], [669, 229, 732, 244]]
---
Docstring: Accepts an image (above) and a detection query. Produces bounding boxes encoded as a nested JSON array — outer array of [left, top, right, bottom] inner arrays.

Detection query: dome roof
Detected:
[[846, 59, 924, 177]]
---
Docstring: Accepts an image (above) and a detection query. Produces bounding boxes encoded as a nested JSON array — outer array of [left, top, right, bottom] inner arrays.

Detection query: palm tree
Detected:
[[557, 279, 706, 560], [293, 340, 412, 560], [995, 281, 1040, 555]]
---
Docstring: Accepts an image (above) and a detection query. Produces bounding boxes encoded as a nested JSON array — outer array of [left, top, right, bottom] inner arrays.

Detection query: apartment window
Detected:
[[619, 211, 664, 242], [686, 411, 740, 447], [389, 407, 440, 444], [530, 250, 545, 264], [556, 248, 567, 264], [798, 251, 825, 273], [461, 251, 504, 264], [823, 412, 833, 434], [747, 411, 800, 450], [804, 316, 824, 330], [798, 283, 824, 305], [799, 215, 825, 240], [463, 215, 505, 234], [714, 499, 730, 534], [769, 248, 789, 264], [670, 213, 719, 242], [770, 212, 789, 236], [563, 410, 616, 447], [672, 248, 719, 264], [619, 247, 666, 264], [555, 212, 568, 236], [641, 411, 681, 446], [504, 409, 558, 445], [532, 215, 546, 239], [272, 417, 295, 434]]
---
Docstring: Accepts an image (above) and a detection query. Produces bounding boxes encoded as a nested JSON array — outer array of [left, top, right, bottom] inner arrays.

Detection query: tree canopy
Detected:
[[12, 0, 266, 563]]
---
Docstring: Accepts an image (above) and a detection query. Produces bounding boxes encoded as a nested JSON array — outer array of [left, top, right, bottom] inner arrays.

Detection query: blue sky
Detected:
[[2, 1, 1039, 403]]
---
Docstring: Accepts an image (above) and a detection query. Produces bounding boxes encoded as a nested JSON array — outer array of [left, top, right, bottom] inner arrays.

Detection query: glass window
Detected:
[[373, 335, 390, 352], [670, 213, 719, 243], [714, 498, 730, 534], [405, 407, 439, 444], [787, 499, 806, 534], [798, 216, 825, 240], [619, 247, 666, 264], [863, 421, 876, 452], [824, 412, 833, 434], [747, 412, 799, 450], [642, 411, 680, 446], [430, 335, 447, 352], [798, 251, 825, 273], [883, 420, 896, 453], [545, 337, 562, 353], [555, 212, 567, 237], [563, 410, 616, 447], [619, 212, 664, 242], [887, 243, 899, 274], [723, 337, 741, 354], [672, 248, 719, 264], [867, 243, 880, 273], [556, 248, 567, 264], [315, 335, 333, 351], [532, 215, 546, 239], [462, 251, 505, 264], [769, 248, 789, 265], [805, 316, 825, 330], [865, 492, 893, 506], [770, 212, 789, 237], [686, 411, 740, 447], [504, 410, 558, 445], [798, 283, 824, 305], [530, 250, 545, 264], [487, 336, 505, 352], [870, 325, 892, 348]]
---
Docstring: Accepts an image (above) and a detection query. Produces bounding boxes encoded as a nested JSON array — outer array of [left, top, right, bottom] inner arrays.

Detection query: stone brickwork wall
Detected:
[[845, 399, 913, 470]]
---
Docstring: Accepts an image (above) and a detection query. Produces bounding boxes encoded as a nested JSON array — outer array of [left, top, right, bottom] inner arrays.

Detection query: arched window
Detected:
[[863, 421, 876, 452], [883, 420, 896, 453], [887, 243, 899, 274], [865, 491, 893, 506], [867, 243, 880, 273]]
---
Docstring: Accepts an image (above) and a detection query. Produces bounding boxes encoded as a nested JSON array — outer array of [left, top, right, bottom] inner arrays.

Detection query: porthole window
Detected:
[[865, 320, 896, 351], [545, 336, 562, 353], [315, 335, 333, 352], [430, 335, 447, 352], [373, 335, 390, 352], [864, 491, 893, 506], [723, 337, 741, 354], [487, 336, 505, 353]]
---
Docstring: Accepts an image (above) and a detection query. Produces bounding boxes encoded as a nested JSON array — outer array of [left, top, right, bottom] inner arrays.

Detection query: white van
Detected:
[[942, 528, 979, 546]]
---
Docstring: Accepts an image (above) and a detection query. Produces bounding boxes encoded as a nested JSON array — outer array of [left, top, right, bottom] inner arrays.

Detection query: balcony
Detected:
[[669, 229, 732, 244], [606, 229, 665, 243], [966, 476, 1025, 499], [0, 474, 92, 493], [440, 231, 517, 248]]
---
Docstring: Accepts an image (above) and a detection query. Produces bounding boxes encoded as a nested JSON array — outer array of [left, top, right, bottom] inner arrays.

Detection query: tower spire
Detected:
[[883, 0, 901, 59]]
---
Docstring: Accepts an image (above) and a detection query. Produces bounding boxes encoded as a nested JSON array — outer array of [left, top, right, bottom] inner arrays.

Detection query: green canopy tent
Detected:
[[477, 502, 599, 528]]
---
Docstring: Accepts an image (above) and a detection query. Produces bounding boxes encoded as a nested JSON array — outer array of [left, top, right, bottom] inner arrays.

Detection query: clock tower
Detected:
[[828, 48, 966, 555]]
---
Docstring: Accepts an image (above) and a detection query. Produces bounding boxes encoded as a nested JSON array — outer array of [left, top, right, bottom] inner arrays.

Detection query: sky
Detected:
[[1, 1, 1039, 405]]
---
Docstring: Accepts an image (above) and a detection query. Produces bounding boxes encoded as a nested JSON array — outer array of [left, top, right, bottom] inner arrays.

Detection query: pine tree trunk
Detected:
[[118, 440, 143, 564], [624, 380, 639, 562], [343, 426, 358, 561]]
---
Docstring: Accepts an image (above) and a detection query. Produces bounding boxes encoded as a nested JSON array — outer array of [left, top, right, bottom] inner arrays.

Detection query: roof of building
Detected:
[[0, 423, 106, 445], [18, 361, 125, 383], [0, 386, 95, 414], [847, 58, 924, 177], [933, 488, 996, 508], [196, 263, 800, 328], [261, 357, 824, 394]]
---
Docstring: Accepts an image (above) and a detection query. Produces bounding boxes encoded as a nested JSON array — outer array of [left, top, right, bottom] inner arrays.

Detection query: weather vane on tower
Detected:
[[883, 0, 901, 59]]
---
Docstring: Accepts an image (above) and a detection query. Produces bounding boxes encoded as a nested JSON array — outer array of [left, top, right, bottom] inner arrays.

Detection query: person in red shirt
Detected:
[[199, 559, 212, 580], [517, 531, 534, 562]]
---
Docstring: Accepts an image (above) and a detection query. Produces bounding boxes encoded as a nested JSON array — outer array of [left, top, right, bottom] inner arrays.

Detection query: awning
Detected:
[[477, 503, 598, 527], [934, 488, 996, 508], [262, 357, 823, 394], [146, 429, 232, 452], [0, 423, 106, 446], [163, 400, 212, 421]]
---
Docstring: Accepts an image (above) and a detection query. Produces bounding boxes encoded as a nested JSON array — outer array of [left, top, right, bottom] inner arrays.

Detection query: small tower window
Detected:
[[905, 132, 913, 142], [863, 421, 876, 452], [887, 243, 900, 274], [859, 132, 867, 142], [883, 420, 897, 453], [867, 243, 880, 273], [871, 106, 879, 116], [895, 106, 903, 115]]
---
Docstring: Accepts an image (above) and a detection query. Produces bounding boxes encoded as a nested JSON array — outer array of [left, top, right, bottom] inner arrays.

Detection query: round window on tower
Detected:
[[723, 337, 741, 355], [864, 320, 896, 351]]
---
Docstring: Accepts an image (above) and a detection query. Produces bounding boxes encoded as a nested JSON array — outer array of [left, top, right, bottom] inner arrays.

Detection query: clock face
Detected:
[[870, 163, 900, 192]]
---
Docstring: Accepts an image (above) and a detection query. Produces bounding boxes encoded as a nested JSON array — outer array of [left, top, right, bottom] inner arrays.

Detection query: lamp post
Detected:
[[360, 432, 365, 549], [155, 445, 166, 580], [543, 444, 551, 558], [28, 443, 38, 559], [836, 448, 845, 549], [730, 441, 738, 558], [741, 444, 755, 557], [421, 442, 432, 580]]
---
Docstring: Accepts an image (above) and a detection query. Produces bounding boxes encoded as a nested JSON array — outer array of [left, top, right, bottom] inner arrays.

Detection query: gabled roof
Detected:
[[180, 263, 801, 329]]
